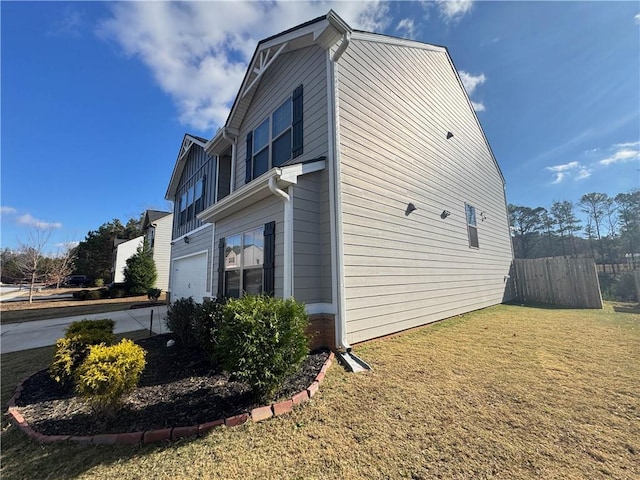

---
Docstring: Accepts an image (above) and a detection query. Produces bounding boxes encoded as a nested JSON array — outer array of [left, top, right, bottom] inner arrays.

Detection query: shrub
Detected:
[[50, 319, 116, 388], [94, 278, 105, 287], [75, 339, 146, 416], [194, 298, 227, 361], [72, 289, 90, 300], [123, 240, 157, 296], [218, 295, 309, 402], [147, 288, 162, 301], [85, 290, 103, 301], [599, 272, 639, 302], [164, 297, 198, 346], [109, 288, 126, 298]]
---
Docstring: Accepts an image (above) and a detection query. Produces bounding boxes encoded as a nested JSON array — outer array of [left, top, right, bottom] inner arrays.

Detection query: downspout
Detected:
[[328, 32, 351, 353], [222, 127, 237, 193], [268, 176, 293, 299]]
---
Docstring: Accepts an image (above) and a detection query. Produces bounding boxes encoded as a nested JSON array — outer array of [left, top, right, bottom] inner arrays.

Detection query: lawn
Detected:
[[2, 303, 638, 479]]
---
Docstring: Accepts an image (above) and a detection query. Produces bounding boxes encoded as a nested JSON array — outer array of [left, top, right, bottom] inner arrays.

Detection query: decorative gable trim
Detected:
[[165, 134, 209, 200]]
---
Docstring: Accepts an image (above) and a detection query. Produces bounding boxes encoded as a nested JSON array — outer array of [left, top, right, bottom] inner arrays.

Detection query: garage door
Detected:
[[172, 253, 207, 303]]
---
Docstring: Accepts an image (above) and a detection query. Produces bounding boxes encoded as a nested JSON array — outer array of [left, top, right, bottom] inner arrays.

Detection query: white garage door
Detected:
[[172, 253, 207, 303]]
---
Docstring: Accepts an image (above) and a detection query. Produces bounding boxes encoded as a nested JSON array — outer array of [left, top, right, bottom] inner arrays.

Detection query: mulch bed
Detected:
[[15, 334, 329, 436]]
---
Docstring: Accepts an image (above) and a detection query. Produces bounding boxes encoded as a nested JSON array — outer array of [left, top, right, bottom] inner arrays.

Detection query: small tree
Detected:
[[16, 228, 52, 303], [47, 242, 77, 289], [123, 240, 157, 295]]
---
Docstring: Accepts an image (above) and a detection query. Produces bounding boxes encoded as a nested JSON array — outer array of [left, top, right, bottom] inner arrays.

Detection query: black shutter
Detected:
[[245, 131, 253, 184], [292, 84, 304, 158], [217, 238, 225, 298], [263, 221, 275, 296]]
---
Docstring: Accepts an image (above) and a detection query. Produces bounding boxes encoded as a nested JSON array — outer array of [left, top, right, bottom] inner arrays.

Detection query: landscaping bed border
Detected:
[[6, 352, 334, 445]]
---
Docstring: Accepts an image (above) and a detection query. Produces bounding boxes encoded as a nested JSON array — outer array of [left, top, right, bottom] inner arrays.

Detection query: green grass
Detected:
[[2, 304, 638, 480]]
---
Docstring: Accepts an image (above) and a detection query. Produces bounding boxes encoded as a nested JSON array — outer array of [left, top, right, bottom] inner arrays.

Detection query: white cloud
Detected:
[[459, 71, 486, 111], [576, 168, 592, 180], [48, 6, 86, 38], [396, 18, 416, 38], [545, 161, 581, 184], [635, 13, 640, 25], [16, 214, 62, 229], [471, 101, 485, 112], [436, 0, 474, 22], [1, 206, 17, 215], [98, 2, 390, 132], [600, 141, 640, 166], [56, 241, 80, 249]]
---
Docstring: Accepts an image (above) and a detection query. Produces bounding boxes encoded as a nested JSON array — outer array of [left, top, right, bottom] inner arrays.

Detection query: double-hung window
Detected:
[[179, 192, 187, 225], [178, 176, 206, 225], [465, 203, 479, 248], [245, 84, 303, 184], [223, 227, 265, 298], [194, 177, 205, 214]]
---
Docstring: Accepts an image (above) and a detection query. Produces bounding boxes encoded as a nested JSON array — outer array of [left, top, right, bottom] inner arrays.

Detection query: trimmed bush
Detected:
[[194, 298, 226, 361], [76, 339, 146, 416], [72, 289, 90, 300], [94, 278, 105, 287], [109, 288, 126, 298], [50, 319, 116, 388], [165, 297, 198, 346], [218, 295, 309, 402], [147, 288, 162, 301], [85, 290, 103, 301]]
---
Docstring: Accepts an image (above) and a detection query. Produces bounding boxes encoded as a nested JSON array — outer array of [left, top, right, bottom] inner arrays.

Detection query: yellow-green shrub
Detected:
[[50, 319, 116, 388], [75, 339, 146, 415]]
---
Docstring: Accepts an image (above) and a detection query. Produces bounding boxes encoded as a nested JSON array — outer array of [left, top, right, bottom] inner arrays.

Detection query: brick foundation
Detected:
[[306, 314, 336, 351]]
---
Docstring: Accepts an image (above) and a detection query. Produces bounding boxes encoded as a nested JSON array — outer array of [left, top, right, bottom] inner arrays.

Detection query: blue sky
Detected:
[[2, 1, 639, 253]]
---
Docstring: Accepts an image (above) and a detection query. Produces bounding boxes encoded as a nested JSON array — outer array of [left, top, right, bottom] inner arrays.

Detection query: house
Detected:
[[165, 134, 231, 302], [142, 209, 173, 292], [169, 11, 514, 351], [112, 236, 143, 284]]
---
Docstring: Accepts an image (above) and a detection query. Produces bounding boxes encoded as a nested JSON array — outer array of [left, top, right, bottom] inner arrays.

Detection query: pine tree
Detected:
[[123, 240, 157, 295]]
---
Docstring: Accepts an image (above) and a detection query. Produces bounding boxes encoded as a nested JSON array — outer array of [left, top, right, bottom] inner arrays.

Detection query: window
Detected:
[[179, 192, 187, 225], [465, 203, 479, 248], [245, 85, 303, 184], [194, 177, 205, 214], [223, 227, 264, 298], [186, 186, 194, 221], [178, 176, 206, 225]]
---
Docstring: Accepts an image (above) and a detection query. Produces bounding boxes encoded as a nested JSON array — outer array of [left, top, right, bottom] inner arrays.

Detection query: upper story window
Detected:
[[178, 176, 206, 225], [465, 203, 479, 248], [245, 85, 303, 184]]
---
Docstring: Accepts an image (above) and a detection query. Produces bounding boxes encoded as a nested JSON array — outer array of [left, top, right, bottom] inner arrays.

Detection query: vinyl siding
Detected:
[[213, 196, 284, 298], [172, 145, 217, 239], [169, 225, 213, 296], [149, 214, 172, 291], [336, 38, 513, 344], [292, 170, 332, 304], [235, 45, 328, 189]]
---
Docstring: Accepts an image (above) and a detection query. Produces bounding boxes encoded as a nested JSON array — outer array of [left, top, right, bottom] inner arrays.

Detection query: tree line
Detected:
[[1, 215, 145, 302], [508, 190, 639, 272]]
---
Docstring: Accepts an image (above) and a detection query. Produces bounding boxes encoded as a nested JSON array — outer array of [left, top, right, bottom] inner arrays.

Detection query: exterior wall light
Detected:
[[405, 203, 417, 216], [184, 236, 190, 244], [446, 132, 454, 140], [441, 210, 451, 219]]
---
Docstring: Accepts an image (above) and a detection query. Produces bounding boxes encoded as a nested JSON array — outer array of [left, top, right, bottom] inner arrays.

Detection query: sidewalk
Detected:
[[0, 305, 168, 354]]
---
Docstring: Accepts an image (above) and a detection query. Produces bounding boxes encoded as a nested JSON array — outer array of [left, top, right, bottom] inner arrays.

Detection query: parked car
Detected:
[[64, 275, 93, 287]]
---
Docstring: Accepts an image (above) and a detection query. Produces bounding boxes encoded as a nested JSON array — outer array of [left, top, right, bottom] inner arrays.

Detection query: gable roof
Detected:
[[143, 210, 172, 229], [165, 133, 208, 200]]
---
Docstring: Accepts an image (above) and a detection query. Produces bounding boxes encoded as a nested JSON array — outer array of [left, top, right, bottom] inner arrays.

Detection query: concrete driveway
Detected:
[[0, 304, 168, 354]]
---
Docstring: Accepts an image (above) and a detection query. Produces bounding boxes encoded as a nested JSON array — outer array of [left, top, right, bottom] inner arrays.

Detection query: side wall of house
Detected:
[[212, 196, 284, 298], [172, 145, 217, 239], [151, 214, 173, 291], [113, 237, 143, 284], [336, 38, 514, 344], [235, 45, 329, 189]]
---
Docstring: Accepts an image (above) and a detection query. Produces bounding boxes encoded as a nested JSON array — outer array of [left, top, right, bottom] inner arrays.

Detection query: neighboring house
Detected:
[[142, 209, 173, 292], [112, 236, 143, 284], [165, 134, 232, 302], [174, 11, 513, 350]]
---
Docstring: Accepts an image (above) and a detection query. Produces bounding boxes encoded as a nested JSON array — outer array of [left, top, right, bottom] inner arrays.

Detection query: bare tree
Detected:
[[47, 242, 77, 289], [16, 228, 52, 303]]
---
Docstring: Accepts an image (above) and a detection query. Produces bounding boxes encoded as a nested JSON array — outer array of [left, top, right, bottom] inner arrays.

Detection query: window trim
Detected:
[[223, 227, 265, 297], [465, 203, 479, 249], [249, 97, 293, 179]]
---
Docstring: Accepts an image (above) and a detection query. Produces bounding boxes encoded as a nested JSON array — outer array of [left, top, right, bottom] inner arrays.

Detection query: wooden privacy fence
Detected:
[[513, 258, 603, 309]]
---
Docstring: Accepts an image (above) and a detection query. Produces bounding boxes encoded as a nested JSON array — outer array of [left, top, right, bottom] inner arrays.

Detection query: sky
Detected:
[[2, 1, 639, 254]]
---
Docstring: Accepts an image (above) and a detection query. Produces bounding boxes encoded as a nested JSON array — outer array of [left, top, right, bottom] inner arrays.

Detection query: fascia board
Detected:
[[351, 31, 446, 53]]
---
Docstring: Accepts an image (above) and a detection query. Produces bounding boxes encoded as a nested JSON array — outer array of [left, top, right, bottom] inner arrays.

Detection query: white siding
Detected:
[[293, 170, 332, 304], [169, 225, 213, 297], [149, 214, 173, 291], [113, 236, 143, 284], [337, 39, 513, 344], [235, 45, 329, 189], [213, 196, 284, 298]]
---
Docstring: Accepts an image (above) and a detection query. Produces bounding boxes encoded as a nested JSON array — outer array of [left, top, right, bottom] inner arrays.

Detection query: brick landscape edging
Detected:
[[6, 352, 334, 445]]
